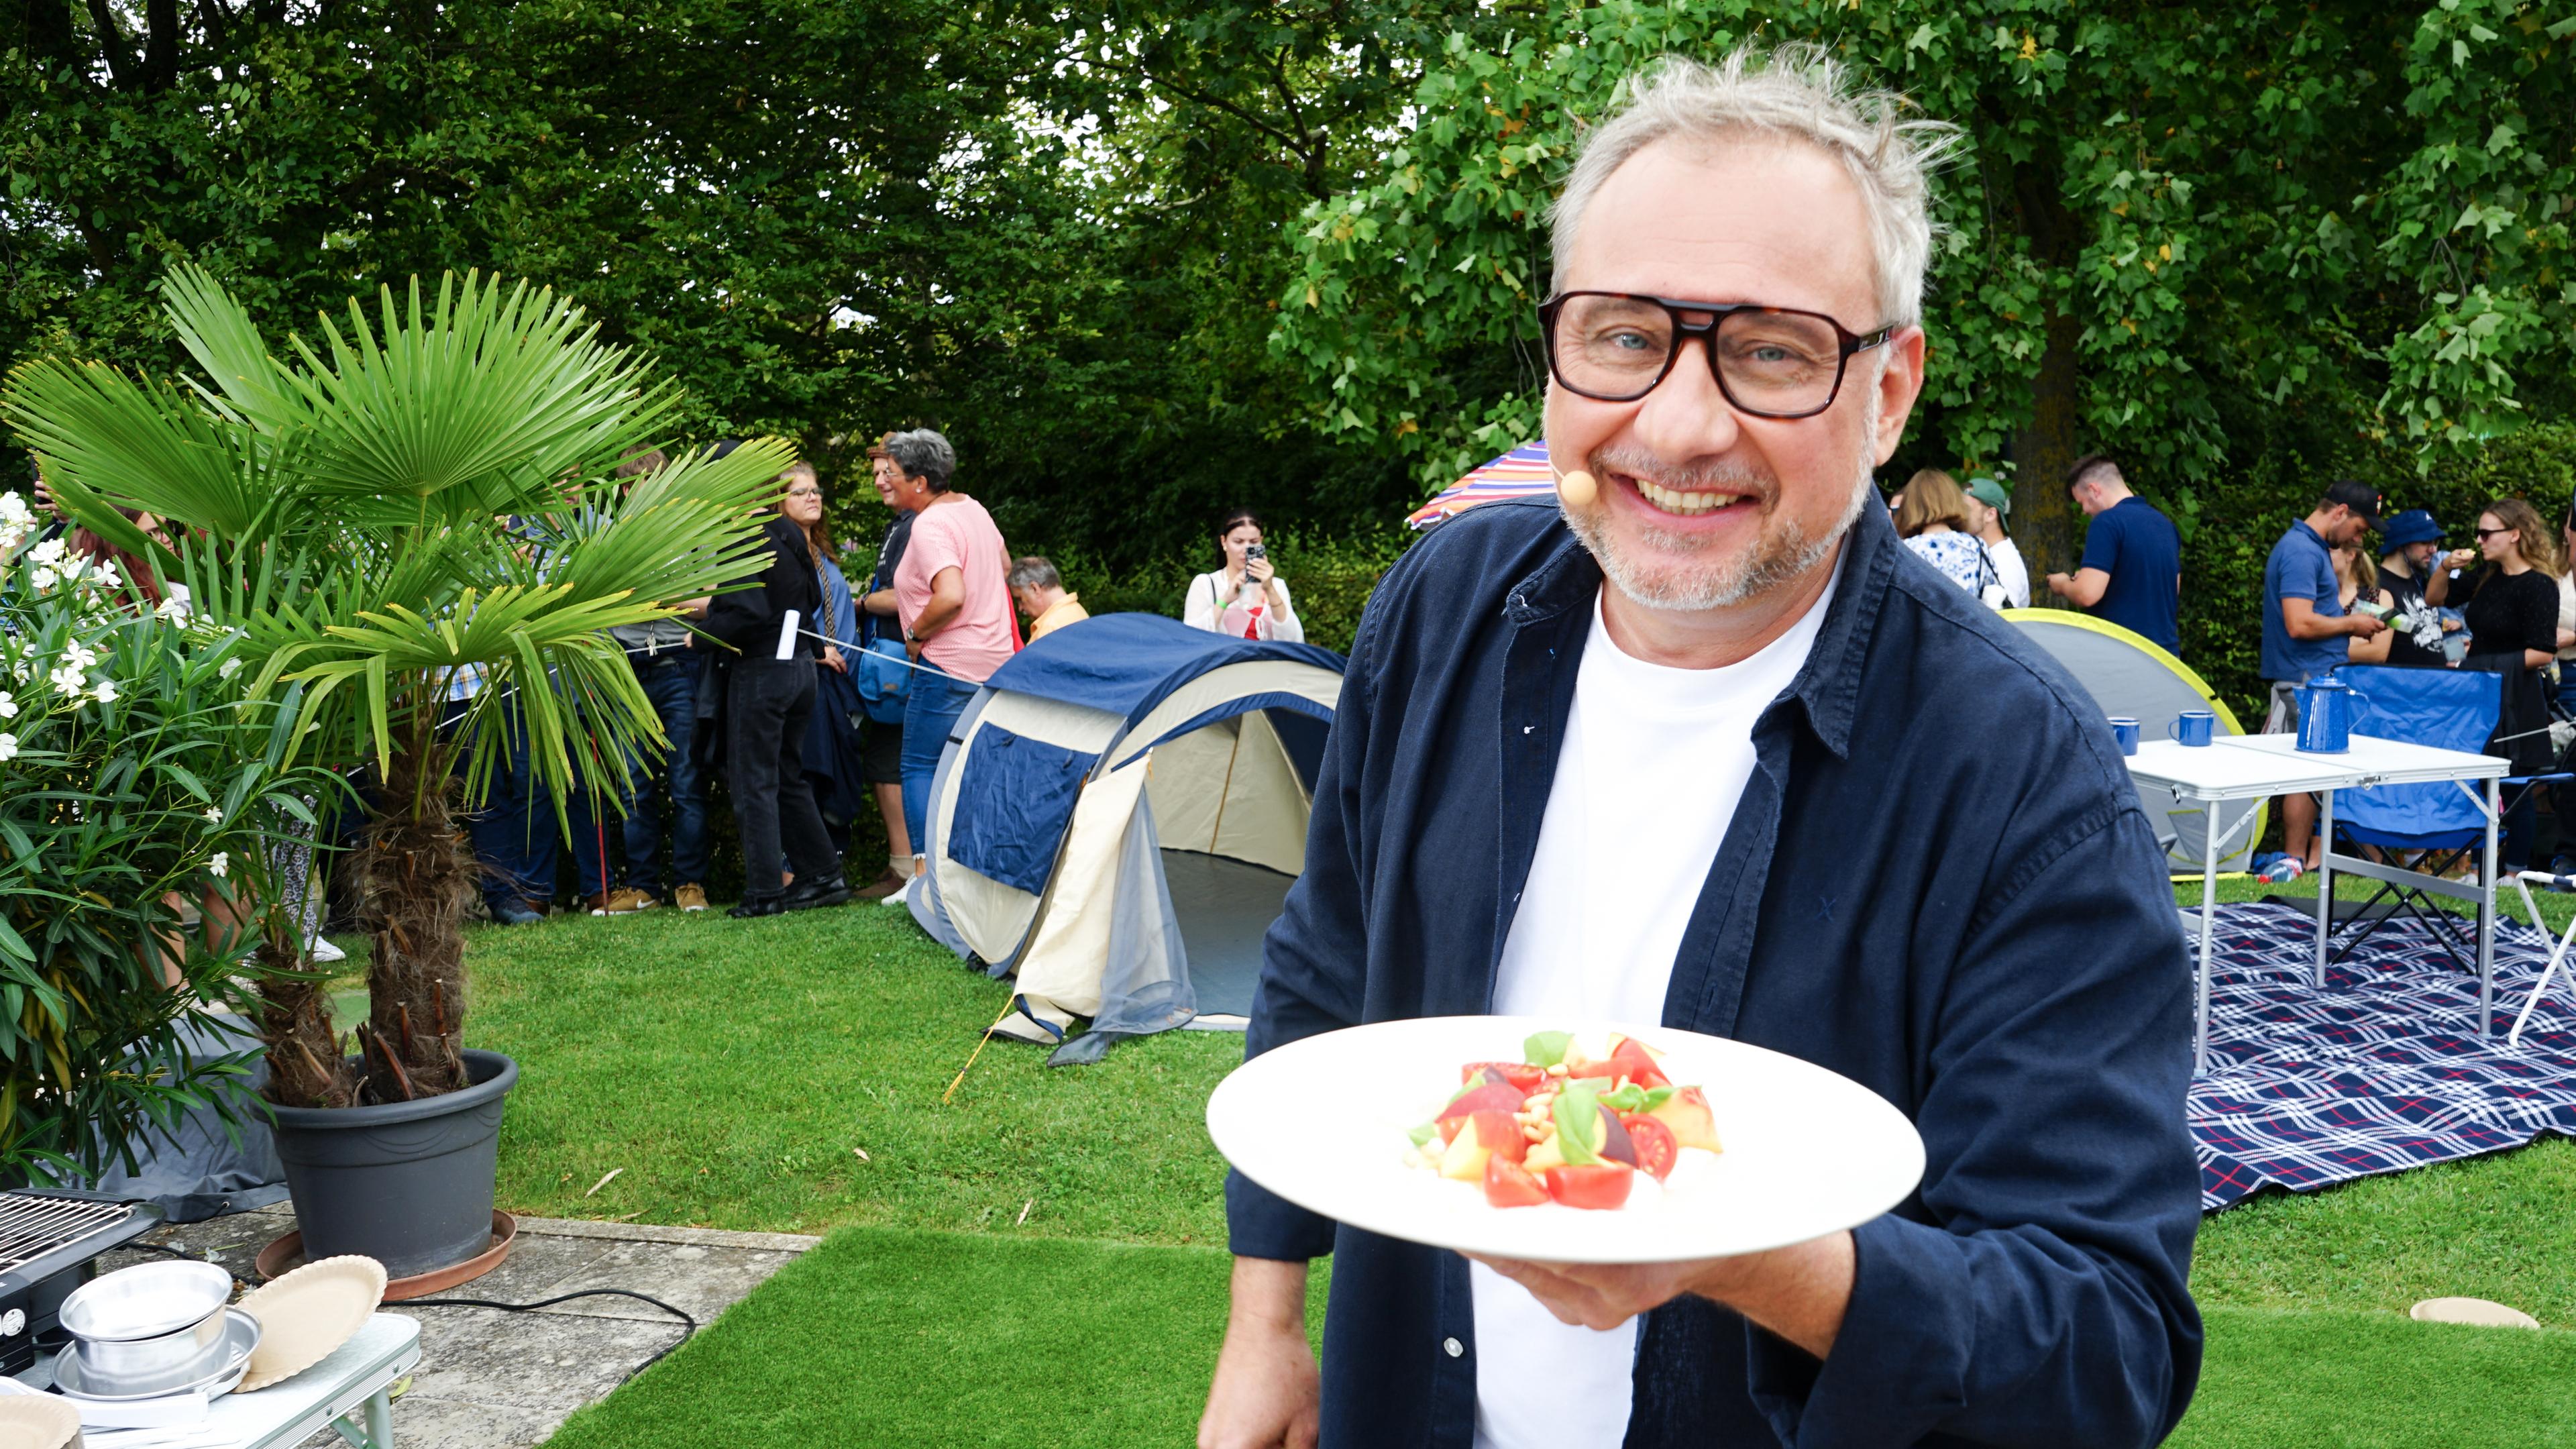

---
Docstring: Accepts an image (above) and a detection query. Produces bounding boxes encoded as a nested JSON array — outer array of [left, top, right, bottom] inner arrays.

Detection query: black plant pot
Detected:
[[266, 1050, 519, 1279]]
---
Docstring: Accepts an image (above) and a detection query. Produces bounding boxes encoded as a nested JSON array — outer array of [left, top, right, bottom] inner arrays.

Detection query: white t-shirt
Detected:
[[1989, 535, 2031, 609], [1470, 564, 1841, 1449]]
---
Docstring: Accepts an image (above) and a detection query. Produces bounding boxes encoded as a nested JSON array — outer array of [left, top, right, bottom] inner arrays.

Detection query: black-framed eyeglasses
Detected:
[[1537, 292, 1895, 418], [2475, 526, 2512, 539]]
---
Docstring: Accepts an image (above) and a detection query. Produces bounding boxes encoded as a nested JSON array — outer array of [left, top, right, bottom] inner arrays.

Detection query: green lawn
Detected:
[[427, 883, 2576, 1444]]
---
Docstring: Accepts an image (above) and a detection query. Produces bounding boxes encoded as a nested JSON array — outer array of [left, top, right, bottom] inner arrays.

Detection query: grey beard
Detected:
[[1565, 453, 1875, 612]]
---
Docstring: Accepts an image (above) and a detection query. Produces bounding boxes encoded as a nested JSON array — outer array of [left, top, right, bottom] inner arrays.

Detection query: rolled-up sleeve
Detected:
[[1225, 603, 1381, 1263], [1748, 803, 2202, 1449]]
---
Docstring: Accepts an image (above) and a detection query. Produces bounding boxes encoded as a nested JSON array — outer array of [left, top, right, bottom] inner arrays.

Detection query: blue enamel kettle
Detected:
[[2295, 675, 2365, 753]]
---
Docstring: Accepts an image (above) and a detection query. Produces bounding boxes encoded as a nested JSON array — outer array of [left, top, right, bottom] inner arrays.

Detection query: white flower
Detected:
[[48, 663, 84, 695], [64, 643, 95, 670], [207, 852, 229, 879], [89, 679, 117, 704], [0, 734, 14, 763], [29, 566, 56, 592], [0, 693, 14, 720], [203, 807, 223, 823], [218, 657, 242, 680], [155, 585, 191, 624], [28, 537, 64, 566], [0, 492, 28, 525]]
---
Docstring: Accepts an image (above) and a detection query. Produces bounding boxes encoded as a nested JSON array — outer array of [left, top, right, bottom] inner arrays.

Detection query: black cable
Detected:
[[406, 1290, 698, 1381], [117, 1242, 700, 1383]]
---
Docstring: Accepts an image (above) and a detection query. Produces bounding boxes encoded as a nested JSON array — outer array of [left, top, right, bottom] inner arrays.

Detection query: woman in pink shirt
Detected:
[[884, 429, 1016, 881]]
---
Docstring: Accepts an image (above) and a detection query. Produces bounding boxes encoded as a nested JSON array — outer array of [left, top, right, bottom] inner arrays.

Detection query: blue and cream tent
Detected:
[[908, 613, 1345, 1061]]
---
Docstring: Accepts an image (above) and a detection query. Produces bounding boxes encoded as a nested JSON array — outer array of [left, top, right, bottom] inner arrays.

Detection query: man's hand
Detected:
[[2345, 612, 2387, 639], [2044, 571, 2071, 598], [821, 644, 847, 672], [1201, 1258, 1318, 1449], [1468, 1230, 1855, 1359]]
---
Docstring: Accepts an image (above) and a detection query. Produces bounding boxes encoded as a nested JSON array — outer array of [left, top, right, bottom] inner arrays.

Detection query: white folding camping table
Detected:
[[2125, 733, 2508, 1073], [27, 1312, 420, 1448]]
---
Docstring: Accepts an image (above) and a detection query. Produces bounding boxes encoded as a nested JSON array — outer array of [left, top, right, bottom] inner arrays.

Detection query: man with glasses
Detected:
[[1204, 46, 2198, 1449]]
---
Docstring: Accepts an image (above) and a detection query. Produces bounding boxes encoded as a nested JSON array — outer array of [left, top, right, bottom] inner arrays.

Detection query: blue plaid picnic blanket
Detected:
[[2194, 900, 2576, 1211]]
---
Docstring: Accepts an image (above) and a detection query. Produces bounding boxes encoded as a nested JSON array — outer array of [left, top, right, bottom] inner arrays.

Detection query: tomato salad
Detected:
[[1402, 1030, 1722, 1211]]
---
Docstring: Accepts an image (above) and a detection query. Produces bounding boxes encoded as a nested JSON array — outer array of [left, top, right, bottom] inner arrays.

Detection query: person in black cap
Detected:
[[2256, 478, 2386, 879], [2375, 508, 2461, 669]]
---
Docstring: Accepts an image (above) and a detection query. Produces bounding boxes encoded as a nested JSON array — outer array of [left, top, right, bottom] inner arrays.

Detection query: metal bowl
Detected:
[[56, 1260, 233, 1379], [54, 1307, 259, 1403]]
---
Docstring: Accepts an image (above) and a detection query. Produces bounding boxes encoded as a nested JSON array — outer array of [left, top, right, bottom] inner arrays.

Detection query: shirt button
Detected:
[[1444, 1337, 1464, 1358]]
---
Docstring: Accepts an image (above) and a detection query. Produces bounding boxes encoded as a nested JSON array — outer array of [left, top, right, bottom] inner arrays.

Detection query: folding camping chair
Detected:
[[2328, 665, 2576, 973]]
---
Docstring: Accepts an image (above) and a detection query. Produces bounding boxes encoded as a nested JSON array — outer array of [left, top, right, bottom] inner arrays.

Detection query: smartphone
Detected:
[[1244, 543, 1267, 561]]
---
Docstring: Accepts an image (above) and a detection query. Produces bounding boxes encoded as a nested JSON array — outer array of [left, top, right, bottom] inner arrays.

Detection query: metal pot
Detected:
[[55, 1260, 231, 1383]]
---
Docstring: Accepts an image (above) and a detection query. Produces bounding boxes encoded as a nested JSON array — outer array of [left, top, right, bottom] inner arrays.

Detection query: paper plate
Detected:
[[0, 1395, 81, 1449], [1206, 1016, 1926, 1265], [234, 1255, 386, 1392]]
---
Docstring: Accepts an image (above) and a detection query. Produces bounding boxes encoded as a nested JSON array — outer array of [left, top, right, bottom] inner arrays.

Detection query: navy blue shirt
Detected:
[[2259, 520, 2347, 684], [1230, 498, 2201, 1449], [2078, 496, 2182, 651]]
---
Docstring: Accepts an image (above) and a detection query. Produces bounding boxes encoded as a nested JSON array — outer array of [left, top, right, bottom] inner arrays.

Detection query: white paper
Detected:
[[775, 608, 800, 661], [69, 1386, 210, 1428]]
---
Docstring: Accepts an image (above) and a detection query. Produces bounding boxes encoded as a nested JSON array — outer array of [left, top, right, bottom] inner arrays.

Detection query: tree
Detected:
[[1271, 1, 2576, 577], [3, 266, 786, 1107]]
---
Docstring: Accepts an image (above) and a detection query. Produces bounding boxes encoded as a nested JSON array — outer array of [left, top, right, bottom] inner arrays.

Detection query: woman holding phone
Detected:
[[1185, 508, 1305, 642]]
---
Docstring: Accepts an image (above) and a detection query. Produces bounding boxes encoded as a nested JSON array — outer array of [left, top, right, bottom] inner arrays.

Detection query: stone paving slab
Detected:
[[86, 1206, 814, 1447]]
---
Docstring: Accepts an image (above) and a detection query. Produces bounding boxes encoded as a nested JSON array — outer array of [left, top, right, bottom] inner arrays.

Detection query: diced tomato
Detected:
[[1484, 1155, 1550, 1208], [1437, 1081, 1528, 1128], [1567, 1058, 1623, 1081], [1541, 1163, 1635, 1211], [1621, 1114, 1677, 1181], [1607, 1040, 1670, 1089], [1469, 1109, 1526, 1165], [1460, 1061, 1549, 1094]]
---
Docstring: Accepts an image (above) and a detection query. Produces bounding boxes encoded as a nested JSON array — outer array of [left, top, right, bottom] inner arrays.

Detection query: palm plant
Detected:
[[3, 266, 789, 1109]]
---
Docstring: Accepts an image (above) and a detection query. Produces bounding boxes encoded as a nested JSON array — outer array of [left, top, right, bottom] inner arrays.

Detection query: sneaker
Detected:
[[599, 886, 658, 915], [675, 883, 709, 912], [727, 897, 784, 919], [585, 891, 614, 916], [307, 935, 347, 965], [491, 900, 545, 926], [880, 875, 916, 908], [853, 867, 907, 902]]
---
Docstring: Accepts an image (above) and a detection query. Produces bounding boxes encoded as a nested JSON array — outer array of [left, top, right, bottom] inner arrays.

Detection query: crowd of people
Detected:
[[2255, 484, 2576, 880], [1882, 448, 2576, 884], [469, 429, 1310, 922]]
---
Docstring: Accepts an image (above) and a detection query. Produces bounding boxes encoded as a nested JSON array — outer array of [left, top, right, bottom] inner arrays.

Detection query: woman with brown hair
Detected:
[[2462, 496, 2566, 870], [1893, 468, 2004, 605], [2331, 539, 2396, 666]]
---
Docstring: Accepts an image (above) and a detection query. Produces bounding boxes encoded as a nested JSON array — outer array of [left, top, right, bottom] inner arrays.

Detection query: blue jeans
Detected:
[[623, 653, 708, 892], [466, 706, 612, 910], [900, 668, 980, 857]]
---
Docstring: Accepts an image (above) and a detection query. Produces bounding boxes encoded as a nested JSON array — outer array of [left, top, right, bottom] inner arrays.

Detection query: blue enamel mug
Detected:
[[2109, 716, 2140, 755], [2167, 709, 2216, 747], [2296, 676, 2363, 753]]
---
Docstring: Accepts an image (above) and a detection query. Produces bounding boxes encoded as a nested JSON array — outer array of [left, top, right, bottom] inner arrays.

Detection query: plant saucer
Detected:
[[234, 1255, 387, 1393]]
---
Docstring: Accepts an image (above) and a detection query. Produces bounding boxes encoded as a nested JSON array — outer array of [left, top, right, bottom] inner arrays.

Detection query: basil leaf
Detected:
[[1552, 1080, 1603, 1165], [1407, 1122, 1438, 1148], [1601, 1083, 1650, 1112], [1640, 1086, 1676, 1113], [1523, 1030, 1572, 1068]]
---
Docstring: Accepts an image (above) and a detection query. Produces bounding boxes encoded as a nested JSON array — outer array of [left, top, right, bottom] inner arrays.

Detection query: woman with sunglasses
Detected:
[[2461, 498, 2567, 872]]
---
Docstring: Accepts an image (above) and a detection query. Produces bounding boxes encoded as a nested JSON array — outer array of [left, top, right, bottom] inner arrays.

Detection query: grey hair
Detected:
[[1549, 44, 1960, 328], [1006, 555, 1062, 592], [884, 429, 957, 492]]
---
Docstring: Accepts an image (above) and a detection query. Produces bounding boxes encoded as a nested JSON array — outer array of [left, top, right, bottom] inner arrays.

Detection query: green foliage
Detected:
[[0, 523, 340, 1179], [1270, 1, 2575, 577]]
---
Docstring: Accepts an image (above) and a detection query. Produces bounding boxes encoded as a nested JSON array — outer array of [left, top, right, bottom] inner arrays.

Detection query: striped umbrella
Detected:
[[1403, 441, 1556, 530]]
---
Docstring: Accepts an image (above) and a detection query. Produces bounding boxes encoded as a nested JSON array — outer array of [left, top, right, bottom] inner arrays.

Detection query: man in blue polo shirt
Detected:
[[2259, 479, 2387, 878], [2045, 454, 2182, 651]]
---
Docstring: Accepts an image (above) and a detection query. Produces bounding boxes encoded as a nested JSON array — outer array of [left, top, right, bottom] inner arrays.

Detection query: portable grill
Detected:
[[0, 1189, 164, 1376]]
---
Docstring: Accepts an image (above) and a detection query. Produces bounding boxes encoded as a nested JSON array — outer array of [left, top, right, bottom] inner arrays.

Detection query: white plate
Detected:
[[1206, 1016, 1926, 1264]]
